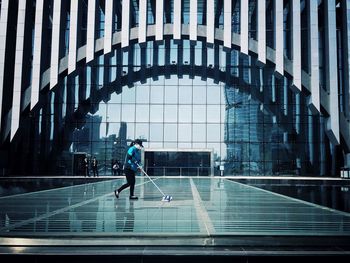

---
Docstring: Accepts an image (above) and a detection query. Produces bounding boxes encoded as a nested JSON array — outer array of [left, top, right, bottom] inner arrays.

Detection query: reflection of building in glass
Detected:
[[224, 87, 264, 175], [73, 118, 129, 174], [112, 122, 128, 163], [72, 115, 102, 154]]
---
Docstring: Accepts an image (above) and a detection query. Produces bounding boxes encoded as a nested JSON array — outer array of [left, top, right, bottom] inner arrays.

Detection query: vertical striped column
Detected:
[[307, 0, 320, 114], [87, 0, 96, 62], [50, 0, 62, 89], [257, 0, 266, 66], [121, 0, 130, 48], [240, 0, 249, 55], [207, 0, 214, 45], [224, 0, 232, 49], [31, 0, 44, 109], [342, 0, 350, 118], [324, 0, 340, 145], [174, 0, 181, 40], [139, 0, 147, 43], [274, 0, 284, 77], [68, 0, 79, 74], [156, 0, 164, 41], [291, 0, 301, 92], [104, 0, 114, 54], [190, 0, 197, 42], [11, 0, 27, 140], [0, 0, 9, 132]]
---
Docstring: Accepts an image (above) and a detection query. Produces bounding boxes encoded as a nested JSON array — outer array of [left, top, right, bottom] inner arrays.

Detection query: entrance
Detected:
[[144, 149, 213, 176]]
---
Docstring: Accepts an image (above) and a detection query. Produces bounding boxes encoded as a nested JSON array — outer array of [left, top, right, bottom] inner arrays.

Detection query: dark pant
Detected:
[[92, 167, 98, 177], [117, 168, 135, 196]]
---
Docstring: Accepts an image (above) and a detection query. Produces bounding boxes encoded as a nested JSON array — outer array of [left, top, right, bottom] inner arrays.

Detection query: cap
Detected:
[[134, 139, 144, 147]]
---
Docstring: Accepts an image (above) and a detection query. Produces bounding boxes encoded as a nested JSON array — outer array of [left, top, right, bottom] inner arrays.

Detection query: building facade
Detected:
[[0, 0, 349, 176]]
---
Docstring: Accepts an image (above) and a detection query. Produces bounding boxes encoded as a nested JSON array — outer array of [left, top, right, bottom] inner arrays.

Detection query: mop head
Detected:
[[162, 195, 173, 202]]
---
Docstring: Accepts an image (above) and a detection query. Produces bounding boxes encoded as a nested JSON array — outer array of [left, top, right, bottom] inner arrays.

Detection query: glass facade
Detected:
[[9, 37, 337, 177], [1, 0, 348, 177]]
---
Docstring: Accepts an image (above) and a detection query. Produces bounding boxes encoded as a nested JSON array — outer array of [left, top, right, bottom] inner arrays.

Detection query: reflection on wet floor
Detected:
[[0, 177, 349, 236], [233, 179, 350, 213]]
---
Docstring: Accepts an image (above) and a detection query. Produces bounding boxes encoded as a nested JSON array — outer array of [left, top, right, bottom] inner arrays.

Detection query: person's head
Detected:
[[134, 139, 143, 150]]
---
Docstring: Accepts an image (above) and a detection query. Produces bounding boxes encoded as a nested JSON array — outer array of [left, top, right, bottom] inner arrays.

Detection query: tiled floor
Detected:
[[1, 177, 349, 237]]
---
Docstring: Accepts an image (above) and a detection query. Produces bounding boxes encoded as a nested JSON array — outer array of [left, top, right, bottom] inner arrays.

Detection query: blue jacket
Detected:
[[125, 145, 141, 172]]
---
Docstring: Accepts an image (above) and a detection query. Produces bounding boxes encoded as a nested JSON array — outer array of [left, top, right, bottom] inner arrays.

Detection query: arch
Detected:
[[12, 24, 349, 152], [44, 65, 301, 173]]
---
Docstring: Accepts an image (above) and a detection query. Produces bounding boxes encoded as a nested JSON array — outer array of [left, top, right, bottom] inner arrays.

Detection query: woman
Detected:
[[114, 139, 143, 200]]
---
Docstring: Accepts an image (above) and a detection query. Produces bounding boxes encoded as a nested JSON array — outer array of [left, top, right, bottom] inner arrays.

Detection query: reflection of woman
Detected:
[[114, 139, 143, 200], [114, 198, 135, 232], [123, 201, 134, 232]]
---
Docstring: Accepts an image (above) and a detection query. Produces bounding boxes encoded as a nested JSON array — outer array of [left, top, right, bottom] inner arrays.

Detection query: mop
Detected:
[[136, 163, 173, 202]]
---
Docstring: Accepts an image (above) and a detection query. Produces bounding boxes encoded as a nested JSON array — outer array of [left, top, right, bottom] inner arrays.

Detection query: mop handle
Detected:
[[136, 163, 165, 196]]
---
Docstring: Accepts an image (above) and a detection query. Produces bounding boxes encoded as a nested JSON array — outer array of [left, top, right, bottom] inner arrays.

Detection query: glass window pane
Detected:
[[193, 124, 206, 142], [170, 40, 178, 64], [121, 104, 135, 122], [207, 48, 214, 67], [207, 105, 221, 123], [193, 86, 206, 104], [207, 86, 221, 104], [136, 85, 150, 103], [164, 105, 178, 122], [178, 124, 191, 142], [183, 41, 190, 63], [122, 86, 136, 103], [179, 105, 192, 123], [164, 124, 177, 142], [150, 123, 163, 141], [98, 103, 107, 122], [150, 105, 164, 122], [150, 85, 164, 103], [126, 122, 135, 140], [135, 123, 149, 140], [106, 122, 121, 137], [99, 123, 106, 139], [207, 124, 220, 142], [158, 46, 165, 66], [193, 105, 206, 123], [136, 105, 149, 122], [165, 85, 178, 104], [195, 42, 202, 66], [107, 104, 121, 122], [179, 86, 192, 104], [164, 142, 178, 148]]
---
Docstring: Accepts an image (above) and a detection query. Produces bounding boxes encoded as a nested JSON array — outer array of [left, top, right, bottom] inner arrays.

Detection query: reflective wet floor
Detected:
[[0, 177, 349, 236]]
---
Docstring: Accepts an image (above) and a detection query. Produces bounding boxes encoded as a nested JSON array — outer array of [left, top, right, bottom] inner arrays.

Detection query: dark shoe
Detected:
[[114, 190, 119, 199], [129, 196, 138, 200]]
